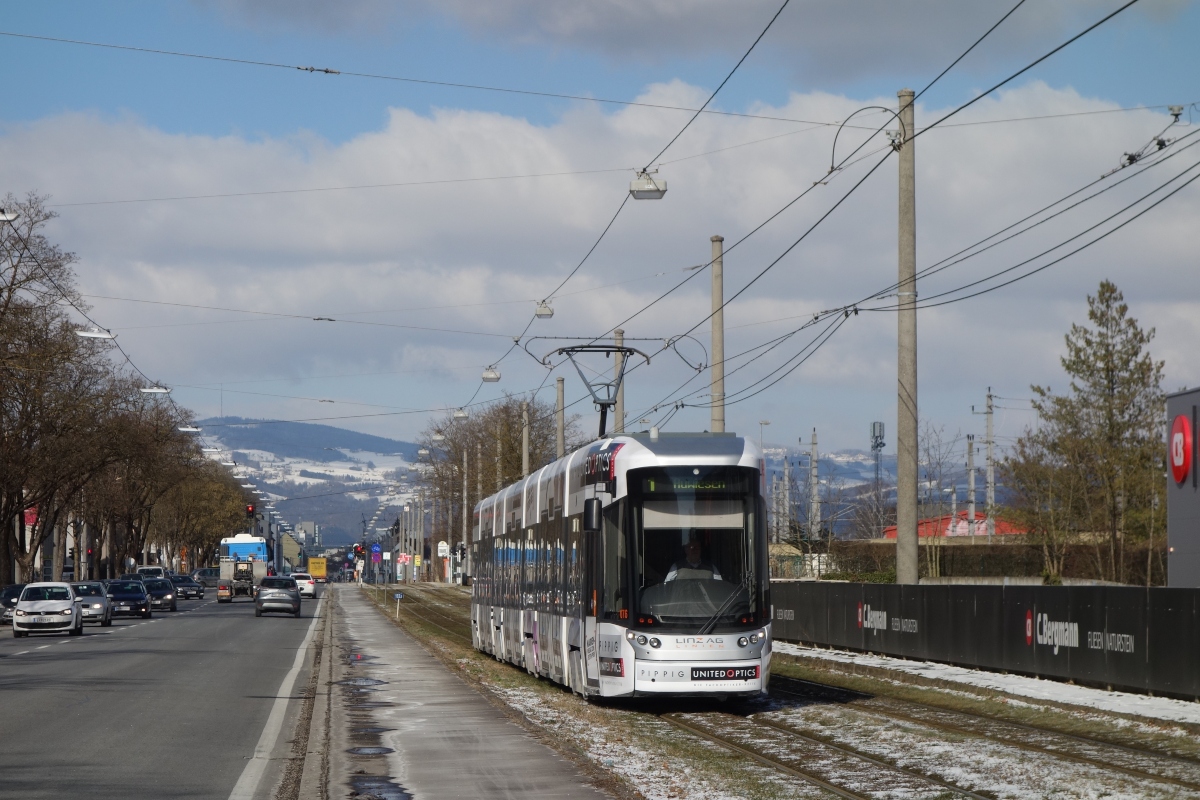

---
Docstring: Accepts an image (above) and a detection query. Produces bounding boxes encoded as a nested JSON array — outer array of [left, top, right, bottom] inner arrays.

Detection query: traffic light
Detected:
[[246, 503, 256, 518]]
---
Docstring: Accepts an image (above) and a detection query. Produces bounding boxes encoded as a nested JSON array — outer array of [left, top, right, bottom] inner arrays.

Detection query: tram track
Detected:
[[367, 585, 474, 645], [661, 710, 990, 800], [373, 586, 1200, 797], [771, 674, 1200, 794]]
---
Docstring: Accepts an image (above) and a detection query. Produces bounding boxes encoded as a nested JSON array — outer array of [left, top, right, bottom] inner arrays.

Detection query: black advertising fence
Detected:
[[770, 582, 1200, 699]]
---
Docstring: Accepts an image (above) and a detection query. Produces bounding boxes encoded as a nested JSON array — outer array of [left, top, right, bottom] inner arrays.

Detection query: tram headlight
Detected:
[[749, 633, 759, 644], [737, 637, 749, 647], [649, 637, 661, 648], [635, 635, 648, 646]]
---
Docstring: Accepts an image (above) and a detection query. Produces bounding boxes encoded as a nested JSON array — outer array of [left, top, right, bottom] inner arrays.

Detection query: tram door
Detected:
[[583, 515, 602, 690]]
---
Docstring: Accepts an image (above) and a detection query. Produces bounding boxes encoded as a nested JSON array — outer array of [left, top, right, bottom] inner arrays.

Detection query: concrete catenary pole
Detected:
[[462, 448, 469, 551], [967, 435, 977, 538], [495, 431, 502, 492], [809, 430, 820, 541], [986, 388, 995, 542], [711, 235, 726, 433], [614, 329, 625, 434], [782, 454, 791, 543], [556, 376, 566, 459], [896, 88, 919, 584], [521, 400, 530, 477]]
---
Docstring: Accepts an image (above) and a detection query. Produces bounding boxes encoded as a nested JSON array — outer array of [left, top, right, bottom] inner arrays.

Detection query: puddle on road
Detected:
[[349, 774, 411, 800], [338, 678, 388, 686], [351, 727, 393, 735], [347, 746, 395, 756], [348, 701, 393, 709]]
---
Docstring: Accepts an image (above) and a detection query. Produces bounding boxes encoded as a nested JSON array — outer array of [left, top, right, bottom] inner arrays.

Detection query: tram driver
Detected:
[[664, 532, 723, 582]]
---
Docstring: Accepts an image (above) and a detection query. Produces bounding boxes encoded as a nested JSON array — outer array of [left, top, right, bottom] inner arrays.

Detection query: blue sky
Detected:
[[0, 0, 1197, 459], [4, 1, 1195, 148]]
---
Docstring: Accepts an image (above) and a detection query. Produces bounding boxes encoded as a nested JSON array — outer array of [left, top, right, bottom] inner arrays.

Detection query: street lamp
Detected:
[[758, 420, 771, 451], [417, 447, 430, 460], [629, 169, 667, 199], [535, 301, 554, 319], [178, 425, 202, 433], [75, 328, 115, 339], [140, 385, 171, 394], [482, 366, 501, 383], [453, 408, 469, 420], [431, 433, 445, 444]]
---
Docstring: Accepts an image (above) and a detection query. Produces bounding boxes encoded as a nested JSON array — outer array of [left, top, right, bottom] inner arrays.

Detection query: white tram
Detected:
[[470, 431, 771, 698]]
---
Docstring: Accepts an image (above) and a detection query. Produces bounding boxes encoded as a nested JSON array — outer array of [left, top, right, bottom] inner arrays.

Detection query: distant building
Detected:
[[882, 512, 1026, 539], [298, 521, 320, 548]]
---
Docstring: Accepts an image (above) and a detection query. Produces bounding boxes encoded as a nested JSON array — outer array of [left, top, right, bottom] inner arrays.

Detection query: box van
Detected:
[[136, 566, 166, 579]]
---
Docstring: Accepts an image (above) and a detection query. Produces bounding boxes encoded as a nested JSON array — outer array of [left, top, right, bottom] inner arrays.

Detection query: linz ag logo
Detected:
[[674, 636, 726, 649], [691, 666, 759, 681]]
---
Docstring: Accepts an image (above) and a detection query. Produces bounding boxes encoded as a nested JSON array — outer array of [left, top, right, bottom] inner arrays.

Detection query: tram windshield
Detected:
[[629, 466, 762, 629]]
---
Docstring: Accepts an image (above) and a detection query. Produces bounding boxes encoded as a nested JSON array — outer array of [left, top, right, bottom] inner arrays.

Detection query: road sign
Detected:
[[414, 556, 422, 567], [370, 542, 382, 553], [393, 593, 404, 600], [371, 552, 382, 563], [437, 540, 450, 558], [382, 551, 391, 560]]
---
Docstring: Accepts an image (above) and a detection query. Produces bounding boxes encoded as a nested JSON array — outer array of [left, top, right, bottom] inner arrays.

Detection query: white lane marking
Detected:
[[13, 650, 28, 656], [36, 645, 50, 649], [227, 598, 324, 800]]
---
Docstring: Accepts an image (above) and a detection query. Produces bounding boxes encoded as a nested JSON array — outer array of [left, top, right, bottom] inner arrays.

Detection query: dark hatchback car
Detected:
[[106, 581, 151, 618], [1, 584, 26, 626], [143, 578, 177, 612], [170, 575, 204, 600], [254, 577, 301, 618]]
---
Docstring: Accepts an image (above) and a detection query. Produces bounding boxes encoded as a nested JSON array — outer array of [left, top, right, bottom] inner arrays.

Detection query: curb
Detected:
[[298, 589, 335, 800]]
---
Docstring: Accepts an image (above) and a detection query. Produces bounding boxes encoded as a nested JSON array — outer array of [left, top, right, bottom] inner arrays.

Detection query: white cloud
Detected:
[[1, 80, 1196, 450]]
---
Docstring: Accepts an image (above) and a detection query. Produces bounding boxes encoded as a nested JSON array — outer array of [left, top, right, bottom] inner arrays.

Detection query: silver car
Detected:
[[254, 577, 301, 618], [71, 582, 112, 626], [12, 582, 83, 637]]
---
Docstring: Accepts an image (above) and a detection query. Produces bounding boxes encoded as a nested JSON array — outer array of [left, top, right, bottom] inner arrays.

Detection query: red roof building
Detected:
[[882, 512, 1026, 539]]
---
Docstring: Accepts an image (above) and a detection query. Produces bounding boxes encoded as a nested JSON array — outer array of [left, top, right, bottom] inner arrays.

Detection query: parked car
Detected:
[[192, 567, 220, 588], [169, 575, 203, 599], [12, 582, 83, 637], [254, 577, 301, 618], [1, 584, 27, 626], [70, 582, 112, 626], [291, 573, 316, 598], [136, 566, 167, 579], [106, 580, 151, 618], [143, 578, 177, 611]]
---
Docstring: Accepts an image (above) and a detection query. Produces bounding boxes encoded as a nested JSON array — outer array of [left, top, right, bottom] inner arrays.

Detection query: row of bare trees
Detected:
[[416, 394, 583, 556], [0, 193, 248, 584]]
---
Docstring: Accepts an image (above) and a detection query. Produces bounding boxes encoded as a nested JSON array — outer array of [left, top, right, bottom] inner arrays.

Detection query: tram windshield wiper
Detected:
[[696, 573, 750, 636]]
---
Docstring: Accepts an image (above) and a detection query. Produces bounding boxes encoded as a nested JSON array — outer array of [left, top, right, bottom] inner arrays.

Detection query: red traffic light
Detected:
[[246, 504, 256, 518]]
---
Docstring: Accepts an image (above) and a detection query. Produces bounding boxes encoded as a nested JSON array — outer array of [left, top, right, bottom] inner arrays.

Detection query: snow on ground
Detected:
[[774, 642, 1200, 726], [494, 686, 778, 800]]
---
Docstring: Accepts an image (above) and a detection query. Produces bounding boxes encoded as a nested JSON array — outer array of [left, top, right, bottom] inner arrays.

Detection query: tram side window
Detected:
[[601, 500, 628, 620], [568, 529, 581, 616]]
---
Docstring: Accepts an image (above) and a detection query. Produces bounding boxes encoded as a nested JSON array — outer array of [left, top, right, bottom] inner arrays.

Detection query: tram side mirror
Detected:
[[583, 498, 603, 533]]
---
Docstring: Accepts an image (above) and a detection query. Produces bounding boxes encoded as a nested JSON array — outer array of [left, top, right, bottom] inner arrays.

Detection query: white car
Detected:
[[291, 573, 316, 598], [12, 582, 83, 638]]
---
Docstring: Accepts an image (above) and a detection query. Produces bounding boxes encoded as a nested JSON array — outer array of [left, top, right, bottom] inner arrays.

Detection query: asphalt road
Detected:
[[0, 589, 322, 800]]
